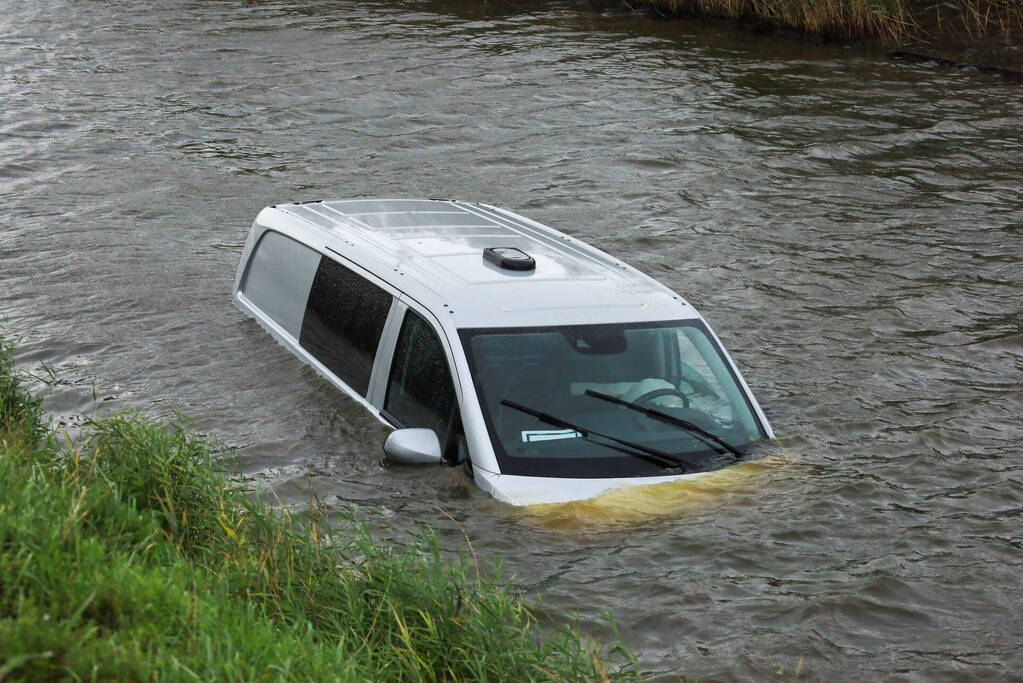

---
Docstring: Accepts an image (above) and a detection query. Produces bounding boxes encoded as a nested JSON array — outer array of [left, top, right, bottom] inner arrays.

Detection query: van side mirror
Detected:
[[383, 428, 442, 465]]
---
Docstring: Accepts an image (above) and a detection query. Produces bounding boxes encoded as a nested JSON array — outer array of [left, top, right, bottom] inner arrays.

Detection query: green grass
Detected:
[[0, 334, 638, 682]]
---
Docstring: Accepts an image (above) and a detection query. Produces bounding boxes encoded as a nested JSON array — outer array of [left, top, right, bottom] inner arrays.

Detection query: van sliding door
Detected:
[[299, 256, 392, 397]]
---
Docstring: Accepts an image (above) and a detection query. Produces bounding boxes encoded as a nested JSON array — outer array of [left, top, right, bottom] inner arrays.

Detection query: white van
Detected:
[[233, 199, 773, 505]]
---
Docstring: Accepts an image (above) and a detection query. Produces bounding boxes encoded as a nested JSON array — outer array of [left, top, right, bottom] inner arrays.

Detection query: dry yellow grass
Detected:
[[636, 0, 1022, 44], [639, 0, 915, 40]]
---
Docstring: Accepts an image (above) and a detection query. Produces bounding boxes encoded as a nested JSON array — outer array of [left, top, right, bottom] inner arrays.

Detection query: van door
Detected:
[[382, 309, 460, 461], [299, 255, 393, 397]]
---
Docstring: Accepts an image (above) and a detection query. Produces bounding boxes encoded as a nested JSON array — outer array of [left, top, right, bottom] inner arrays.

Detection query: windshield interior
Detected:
[[459, 320, 766, 478]]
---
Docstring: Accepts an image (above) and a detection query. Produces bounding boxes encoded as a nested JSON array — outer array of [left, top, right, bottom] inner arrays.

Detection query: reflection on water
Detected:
[[2, 0, 1021, 679]]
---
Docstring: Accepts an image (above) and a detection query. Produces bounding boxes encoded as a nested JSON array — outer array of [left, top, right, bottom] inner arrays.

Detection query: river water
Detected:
[[3, 0, 1021, 679]]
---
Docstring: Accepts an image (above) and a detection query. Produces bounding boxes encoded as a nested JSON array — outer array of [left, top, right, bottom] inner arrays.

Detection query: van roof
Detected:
[[264, 198, 697, 328]]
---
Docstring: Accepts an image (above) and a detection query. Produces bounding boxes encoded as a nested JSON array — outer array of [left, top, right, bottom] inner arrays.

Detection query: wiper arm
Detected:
[[584, 390, 745, 461], [500, 399, 684, 470]]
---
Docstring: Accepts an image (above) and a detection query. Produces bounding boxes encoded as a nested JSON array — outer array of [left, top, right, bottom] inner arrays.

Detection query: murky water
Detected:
[[3, 0, 1022, 679]]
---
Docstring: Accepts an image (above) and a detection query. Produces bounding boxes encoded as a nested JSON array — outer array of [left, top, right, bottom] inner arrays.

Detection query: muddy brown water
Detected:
[[3, 1, 1022, 679]]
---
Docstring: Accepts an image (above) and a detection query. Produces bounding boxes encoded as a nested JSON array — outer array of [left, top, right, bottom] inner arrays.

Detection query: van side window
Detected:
[[385, 310, 456, 443], [299, 256, 392, 396], [239, 230, 321, 341]]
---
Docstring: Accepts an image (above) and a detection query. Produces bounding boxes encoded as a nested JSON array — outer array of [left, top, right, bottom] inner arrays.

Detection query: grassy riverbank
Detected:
[[635, 0, 1022, 69], [0, 335, 636, 681]]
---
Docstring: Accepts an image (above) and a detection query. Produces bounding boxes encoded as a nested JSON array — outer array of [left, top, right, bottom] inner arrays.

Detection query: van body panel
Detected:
[[472, 466, 717, 506], [232, 198, 773, 505], [365, 300, 407, 409], [266, 199, 698, 330]]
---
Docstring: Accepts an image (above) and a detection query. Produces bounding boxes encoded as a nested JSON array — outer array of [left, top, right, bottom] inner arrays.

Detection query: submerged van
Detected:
[[233, 199, 773, 505]]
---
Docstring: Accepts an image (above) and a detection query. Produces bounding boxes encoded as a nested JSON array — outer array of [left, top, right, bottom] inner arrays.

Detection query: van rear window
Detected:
[[299, 256, 392, 396]]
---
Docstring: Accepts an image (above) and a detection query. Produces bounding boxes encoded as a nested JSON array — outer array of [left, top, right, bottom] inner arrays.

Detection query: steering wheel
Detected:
[[633, 387, 689, 409]]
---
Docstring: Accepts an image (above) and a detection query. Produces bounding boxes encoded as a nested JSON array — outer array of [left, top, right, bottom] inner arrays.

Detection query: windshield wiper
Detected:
[[500, 399, 685, 471], [584, 390, 745, 461]]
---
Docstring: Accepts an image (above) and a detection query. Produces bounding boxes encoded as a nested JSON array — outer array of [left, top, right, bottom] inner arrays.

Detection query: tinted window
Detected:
[[299, 256, 392, 396], [385, 310, 456, 441], [459, 320, 765, 478]]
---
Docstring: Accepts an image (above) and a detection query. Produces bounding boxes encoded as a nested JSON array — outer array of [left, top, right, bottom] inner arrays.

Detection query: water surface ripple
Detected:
[[2, 1, 1021, 679]]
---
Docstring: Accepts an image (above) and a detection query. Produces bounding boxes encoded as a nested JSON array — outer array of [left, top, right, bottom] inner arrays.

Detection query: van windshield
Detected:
[[459, 320, 766, 478]]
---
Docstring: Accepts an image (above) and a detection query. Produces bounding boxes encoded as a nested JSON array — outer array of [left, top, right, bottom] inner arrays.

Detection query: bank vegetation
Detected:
[[634, 0, 1022, 67], [0, 334, 637, 681]]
